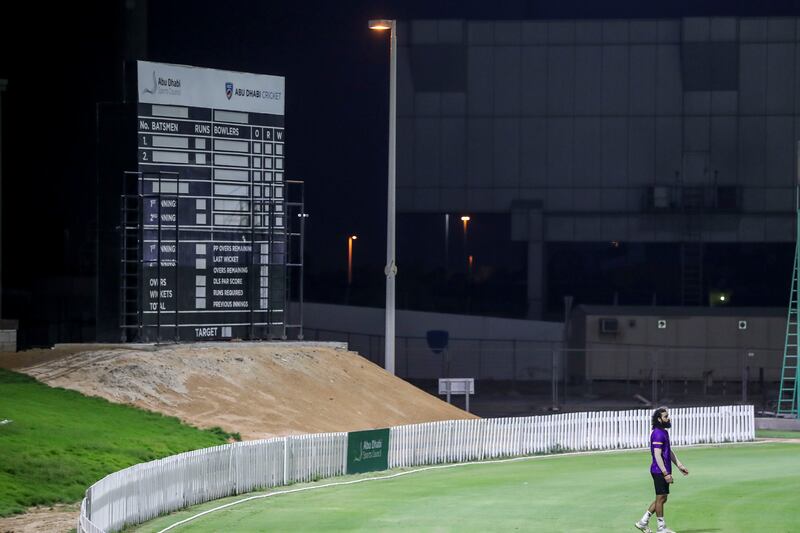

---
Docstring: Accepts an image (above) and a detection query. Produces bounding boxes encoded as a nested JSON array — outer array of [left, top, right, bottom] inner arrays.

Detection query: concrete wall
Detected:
[[295, 302, 563, 380], [0, 329, 16, 353], [0, 320, 17, 352]]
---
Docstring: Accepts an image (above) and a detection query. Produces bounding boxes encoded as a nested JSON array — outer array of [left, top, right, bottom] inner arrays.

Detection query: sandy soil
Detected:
[[3, 342, 474, 440], [0, 342, 474, 532], [0, 504, 79, 533]]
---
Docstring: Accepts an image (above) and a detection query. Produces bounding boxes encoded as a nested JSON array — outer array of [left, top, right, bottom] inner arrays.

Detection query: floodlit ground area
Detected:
[[134, 442, 800, 533], [1, 344, 797, 532], [1, 342, 475, 441]]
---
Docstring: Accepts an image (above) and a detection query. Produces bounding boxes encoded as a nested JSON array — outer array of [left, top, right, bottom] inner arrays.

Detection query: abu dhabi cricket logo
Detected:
[[225, 82, 234, 100]]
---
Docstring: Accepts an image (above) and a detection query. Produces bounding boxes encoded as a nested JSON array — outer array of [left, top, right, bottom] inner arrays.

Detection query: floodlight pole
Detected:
[[386, 20, 397, 375], [371, 19, 398, 375], [0, 80, 6, 319]]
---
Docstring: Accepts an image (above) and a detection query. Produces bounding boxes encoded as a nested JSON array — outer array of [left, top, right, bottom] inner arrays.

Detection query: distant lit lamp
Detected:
[[710, 290, 731, 306], [461, 216, 471, 271], [347, 235, 358, 285], [369, 19, 398, 374]]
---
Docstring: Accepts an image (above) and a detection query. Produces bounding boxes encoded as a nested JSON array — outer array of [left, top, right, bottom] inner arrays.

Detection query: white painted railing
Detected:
[[389, 405, 754, 467], [78, 405, 754, 532], [79, 433, 348, 533]]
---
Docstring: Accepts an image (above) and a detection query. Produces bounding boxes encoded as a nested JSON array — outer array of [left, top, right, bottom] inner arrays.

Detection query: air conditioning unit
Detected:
[[599, 318, 619, 334]]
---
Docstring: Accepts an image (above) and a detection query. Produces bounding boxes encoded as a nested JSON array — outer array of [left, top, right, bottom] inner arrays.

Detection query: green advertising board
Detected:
[[346, 428, 390, 474]]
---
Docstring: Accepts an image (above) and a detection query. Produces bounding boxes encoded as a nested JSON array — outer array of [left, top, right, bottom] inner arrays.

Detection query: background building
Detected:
[[396, 17, 800, 318]]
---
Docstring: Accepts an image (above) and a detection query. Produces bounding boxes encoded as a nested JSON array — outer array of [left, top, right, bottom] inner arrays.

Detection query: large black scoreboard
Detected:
[[128, 61, 287, 342]]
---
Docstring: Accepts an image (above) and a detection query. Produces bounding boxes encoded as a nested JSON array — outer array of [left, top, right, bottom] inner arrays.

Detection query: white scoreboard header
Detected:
[[137, 60, 284, 116]]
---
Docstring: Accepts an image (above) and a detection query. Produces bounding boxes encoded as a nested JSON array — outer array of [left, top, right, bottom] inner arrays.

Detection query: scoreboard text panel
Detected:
[[136, 61, 286, 341]]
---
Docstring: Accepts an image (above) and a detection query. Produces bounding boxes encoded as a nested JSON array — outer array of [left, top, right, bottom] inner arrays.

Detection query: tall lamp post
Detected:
[[369, 19, 397, 374], [461, 215, 470, 272], [347, 235, 358, 285]]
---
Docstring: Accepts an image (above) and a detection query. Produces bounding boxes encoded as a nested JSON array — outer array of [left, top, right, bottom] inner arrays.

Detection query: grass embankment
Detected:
[[0, 368, 235, 516]]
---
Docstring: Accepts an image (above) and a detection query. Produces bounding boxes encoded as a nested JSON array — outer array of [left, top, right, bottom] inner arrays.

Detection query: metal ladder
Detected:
[[119, 172, 143, 342], [285, 180, 306, 340], [778, 186, 800, 417]]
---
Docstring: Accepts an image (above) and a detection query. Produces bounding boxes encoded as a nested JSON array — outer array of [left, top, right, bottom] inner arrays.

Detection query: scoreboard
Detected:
[[133, 61, 287, 341]]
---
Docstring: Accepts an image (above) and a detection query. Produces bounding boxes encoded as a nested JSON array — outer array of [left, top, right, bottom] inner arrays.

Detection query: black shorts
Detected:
[[651, 473, 670, 495]]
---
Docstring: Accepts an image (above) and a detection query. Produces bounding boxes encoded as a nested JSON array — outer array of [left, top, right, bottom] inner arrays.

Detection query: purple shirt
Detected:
[[649, 427, 672, 475]]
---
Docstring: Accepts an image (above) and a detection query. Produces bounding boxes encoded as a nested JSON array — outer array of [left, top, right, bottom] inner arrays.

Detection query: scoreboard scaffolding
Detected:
[[120, 61, 295, 342]]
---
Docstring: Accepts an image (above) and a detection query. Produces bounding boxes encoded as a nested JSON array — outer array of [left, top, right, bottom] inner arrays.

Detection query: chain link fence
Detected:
[[304, 328, 782, 411]]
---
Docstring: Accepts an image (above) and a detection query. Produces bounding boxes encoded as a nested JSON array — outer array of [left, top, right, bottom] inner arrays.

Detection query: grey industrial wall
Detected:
[[294, 302, 563, 380]]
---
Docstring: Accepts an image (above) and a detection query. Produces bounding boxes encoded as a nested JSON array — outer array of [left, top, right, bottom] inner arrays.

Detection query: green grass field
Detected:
[[133, 442, 799, 533], [0, 368, 234, 516], [755, 428, 800, 439]]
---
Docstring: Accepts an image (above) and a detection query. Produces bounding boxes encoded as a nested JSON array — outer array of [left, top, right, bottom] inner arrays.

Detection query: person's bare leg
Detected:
[[636, 500, 658, 530], [654, 494, 667, 516], [654, 495, 669, 530]]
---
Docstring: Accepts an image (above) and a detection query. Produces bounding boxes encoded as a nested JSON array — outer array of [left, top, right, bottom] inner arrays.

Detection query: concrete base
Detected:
[[755, 417, 800, 431], [0, 322, 16, 352]]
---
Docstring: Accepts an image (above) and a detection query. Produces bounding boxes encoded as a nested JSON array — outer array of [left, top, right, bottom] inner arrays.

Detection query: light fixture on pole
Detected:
[[461, 215, 470, 241], [369, 18, 397, 375], [347, 235, 358, 285], [461, 215, 471, 271]]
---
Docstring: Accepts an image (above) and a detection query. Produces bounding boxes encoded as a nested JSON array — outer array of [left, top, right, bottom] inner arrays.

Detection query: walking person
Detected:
[[635, 407, 689, 533]]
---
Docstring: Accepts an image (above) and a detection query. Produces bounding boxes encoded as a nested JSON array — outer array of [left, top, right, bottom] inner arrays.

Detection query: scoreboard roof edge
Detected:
[[137, 60, 284, 116]]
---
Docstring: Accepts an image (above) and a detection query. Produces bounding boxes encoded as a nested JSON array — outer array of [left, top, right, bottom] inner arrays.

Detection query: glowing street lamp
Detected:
[[460, 216, 471, 272], [369, 18, 398, 375], [347, 235, 358, 285]]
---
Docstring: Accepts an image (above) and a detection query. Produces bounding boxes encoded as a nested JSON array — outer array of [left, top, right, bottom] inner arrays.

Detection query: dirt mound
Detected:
[[0, 342, 474, 531], [3, 342, 475, 440]]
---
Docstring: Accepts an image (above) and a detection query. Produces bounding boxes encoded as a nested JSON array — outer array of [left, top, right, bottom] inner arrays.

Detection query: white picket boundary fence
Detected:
[[78, 405, 754, 532]]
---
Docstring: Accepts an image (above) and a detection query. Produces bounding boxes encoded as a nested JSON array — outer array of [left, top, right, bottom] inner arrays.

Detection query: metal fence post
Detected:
[[742, 363, 749, 404], [512, 339, 517, 391], [478, 339, 483, 380], [552, 349, 559, 409], [405, 336, 409, 378], [651, 349, 659, 404]]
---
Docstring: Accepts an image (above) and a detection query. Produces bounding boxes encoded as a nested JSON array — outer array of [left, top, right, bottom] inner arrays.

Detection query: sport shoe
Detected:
[[634, 522, 651, 533], [657, 528, 675, 533]]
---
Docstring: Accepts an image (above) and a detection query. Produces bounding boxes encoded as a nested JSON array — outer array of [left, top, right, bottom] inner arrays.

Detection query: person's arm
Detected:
[[670, 450, 689, 476], [653, 448, 673, 483]]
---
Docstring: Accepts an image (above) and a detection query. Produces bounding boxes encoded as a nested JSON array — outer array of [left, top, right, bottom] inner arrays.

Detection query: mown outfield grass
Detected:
[[755, 428, 800, 439], [135, 442, 799, 533], [0, 368, 234, 516]]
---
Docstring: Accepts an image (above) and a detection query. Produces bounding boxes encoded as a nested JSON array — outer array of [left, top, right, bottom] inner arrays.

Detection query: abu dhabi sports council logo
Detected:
[[141, 71, 182, 97], [142, 71, 156, 95], [225, 82, 234, 100], [352, 439, 383, 462]]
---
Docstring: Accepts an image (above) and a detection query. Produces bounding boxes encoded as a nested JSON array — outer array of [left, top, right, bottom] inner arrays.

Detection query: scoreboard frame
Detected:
[[115, 61, 302, 343]]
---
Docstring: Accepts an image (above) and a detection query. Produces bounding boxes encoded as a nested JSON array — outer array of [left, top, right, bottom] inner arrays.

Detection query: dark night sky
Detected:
[[2, 0, 800, 341]]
